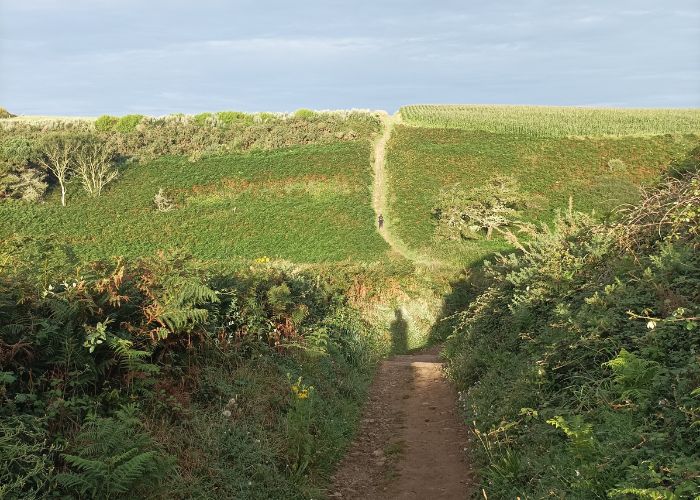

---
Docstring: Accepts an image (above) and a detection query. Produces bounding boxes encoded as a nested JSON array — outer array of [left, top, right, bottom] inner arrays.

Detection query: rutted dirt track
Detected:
[[330, 346, 472, 499]]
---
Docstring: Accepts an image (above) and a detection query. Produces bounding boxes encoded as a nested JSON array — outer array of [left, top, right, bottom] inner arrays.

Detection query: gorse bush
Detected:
[[0, 137, 47, 202], [94, 115, 119, 132], [444, 169, 700, 498], [1, 110, 381, 166], [114, 114, 144, 133]]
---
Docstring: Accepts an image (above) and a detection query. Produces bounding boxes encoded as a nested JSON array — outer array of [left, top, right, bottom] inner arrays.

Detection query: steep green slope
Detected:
[[385, 125, 700, 264], [0, 141, 389, 263]]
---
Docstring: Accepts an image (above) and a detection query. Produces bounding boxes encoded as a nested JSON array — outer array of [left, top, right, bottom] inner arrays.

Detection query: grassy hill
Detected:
[[1, 105, 699, 499], [0, 141, 388, 264], [386, 107, 700, 265]]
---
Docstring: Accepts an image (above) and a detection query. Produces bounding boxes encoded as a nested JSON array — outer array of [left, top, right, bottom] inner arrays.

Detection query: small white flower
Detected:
[[646, 320, 656, 330], [222, 410, 232, 417]]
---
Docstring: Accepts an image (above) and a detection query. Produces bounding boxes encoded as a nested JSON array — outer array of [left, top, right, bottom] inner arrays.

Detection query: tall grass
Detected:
[[400, 104, 700, 137]]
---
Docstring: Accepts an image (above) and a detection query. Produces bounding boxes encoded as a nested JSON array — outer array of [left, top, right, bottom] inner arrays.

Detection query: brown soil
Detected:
[[329, 346, 473, 499]]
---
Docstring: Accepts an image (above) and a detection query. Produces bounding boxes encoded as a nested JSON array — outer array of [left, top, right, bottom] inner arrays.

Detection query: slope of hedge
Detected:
[[444, 165, 700, 498]]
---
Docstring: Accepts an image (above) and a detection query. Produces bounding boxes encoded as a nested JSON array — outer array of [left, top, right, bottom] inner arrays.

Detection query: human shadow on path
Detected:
[[390, 308, 409, 354]]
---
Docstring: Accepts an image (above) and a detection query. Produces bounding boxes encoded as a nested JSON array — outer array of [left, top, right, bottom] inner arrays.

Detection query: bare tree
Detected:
[[74, 138, 117, 197], [434, 176, 527, 240], [38, 134, 79, 206]]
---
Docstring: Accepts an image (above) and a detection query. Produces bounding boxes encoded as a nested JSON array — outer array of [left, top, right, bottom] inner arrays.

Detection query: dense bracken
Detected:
[[0, 246, 391, 499], [444, 162, 700, 498]]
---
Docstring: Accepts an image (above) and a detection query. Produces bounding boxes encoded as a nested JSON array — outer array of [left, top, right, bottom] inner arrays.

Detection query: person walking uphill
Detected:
[[378, 214, 384, 229]]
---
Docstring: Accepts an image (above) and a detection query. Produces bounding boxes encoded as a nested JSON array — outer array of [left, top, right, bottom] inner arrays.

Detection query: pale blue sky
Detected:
[[1, 0, 699, 115]]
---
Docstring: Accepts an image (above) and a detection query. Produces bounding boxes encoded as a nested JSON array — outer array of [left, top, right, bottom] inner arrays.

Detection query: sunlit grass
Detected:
[[0, 141, 389, 263], [385, 125, 700, 264]]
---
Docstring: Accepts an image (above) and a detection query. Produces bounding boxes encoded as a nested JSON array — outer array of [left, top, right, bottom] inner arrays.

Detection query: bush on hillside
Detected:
[[0, 107, 15, 119], [94, 115, 119, 132], [1, 112, 380, 164], [444, 169, 700, 497], [434, 175, 527, 241], [0, 137, 47, 201], [0, 164, 48, 201], [114, 114, 144, 133], [216, 111, 253, 125], [294, 109, 316, 119], [608, 158, 627, 172], [153, 187, 175, 212], [193, 112, 213, 126]]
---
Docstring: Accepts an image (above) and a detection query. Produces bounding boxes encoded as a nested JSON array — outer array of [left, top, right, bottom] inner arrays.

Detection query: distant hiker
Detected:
[[378, 214, 384, 229]]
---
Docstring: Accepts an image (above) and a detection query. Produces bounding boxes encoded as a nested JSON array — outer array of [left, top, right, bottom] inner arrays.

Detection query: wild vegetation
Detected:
[[0, 245, 394, 499], [0, 111, 387, 263], [441, 162, 700, 498], [2, 104, 699, 498], [400, 105, 700, 137], [385, 124, 700, 264]]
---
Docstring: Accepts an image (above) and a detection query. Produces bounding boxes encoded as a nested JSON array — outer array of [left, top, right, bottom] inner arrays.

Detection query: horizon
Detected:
[[1, 0, 699, 115]]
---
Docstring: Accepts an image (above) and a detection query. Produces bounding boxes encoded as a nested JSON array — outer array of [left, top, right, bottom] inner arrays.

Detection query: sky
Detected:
[[1, 0, 699, 116]]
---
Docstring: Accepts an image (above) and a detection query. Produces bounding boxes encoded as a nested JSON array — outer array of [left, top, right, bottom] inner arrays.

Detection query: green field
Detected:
[[0, 141, 389, 263], [400, 105, 700, 137], [385, 124, 700, 264]]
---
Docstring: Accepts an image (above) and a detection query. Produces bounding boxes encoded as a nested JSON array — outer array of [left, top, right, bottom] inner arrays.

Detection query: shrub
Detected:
[[294, 109, 316, 119], [153, 187, 175, 212], [0, 107, 15, 119], [193, 112, 213, 126], [0, 163, 48, 201], [216, 111, 252, 125], [434, 175, 526, 240], [115, 114, 144, 133], [94, 115, 118, 132], [0, 137, 38, 166], [607, 158, 627, 172], [0, 138, 46, 201]]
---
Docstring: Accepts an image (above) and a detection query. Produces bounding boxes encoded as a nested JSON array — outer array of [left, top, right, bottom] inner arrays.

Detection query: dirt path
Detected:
[[330, 346, 472, 499], [371, 112, 405, 257], [371, 112, 446, 268]]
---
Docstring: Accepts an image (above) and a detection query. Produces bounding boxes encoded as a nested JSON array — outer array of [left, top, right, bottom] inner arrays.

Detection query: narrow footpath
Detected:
[[329, 346, 472, 499], [371, 112, 444, 268]]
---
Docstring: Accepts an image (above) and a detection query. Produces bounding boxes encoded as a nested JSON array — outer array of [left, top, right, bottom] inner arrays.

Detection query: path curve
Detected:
[[329, 346, 472, 499]]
